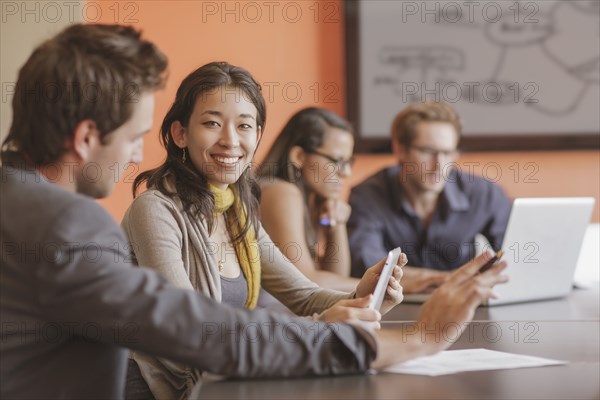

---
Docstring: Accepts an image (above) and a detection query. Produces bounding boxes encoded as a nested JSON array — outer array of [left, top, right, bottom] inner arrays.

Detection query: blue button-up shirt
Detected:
[[348, 165, 512, 276]]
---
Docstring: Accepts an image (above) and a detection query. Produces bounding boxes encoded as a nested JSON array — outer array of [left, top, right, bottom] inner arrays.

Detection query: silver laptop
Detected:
[[403, 197, 595, 306]]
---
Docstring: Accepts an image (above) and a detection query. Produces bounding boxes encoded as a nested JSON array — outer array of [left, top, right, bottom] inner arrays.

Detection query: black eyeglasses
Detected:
[[307, 150, 355, 170]]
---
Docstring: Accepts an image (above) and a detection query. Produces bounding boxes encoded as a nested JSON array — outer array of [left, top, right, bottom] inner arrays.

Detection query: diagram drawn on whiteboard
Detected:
[[372, 1, 599, 117]]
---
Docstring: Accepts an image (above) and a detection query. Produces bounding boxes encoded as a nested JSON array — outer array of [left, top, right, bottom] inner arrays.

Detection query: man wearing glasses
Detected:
[[348, 102, 511, 294]]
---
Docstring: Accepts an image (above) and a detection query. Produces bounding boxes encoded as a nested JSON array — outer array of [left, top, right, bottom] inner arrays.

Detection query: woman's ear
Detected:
[[248, 126, 263, 162], [170, 121, 187, 148], [288, 145, 306, 168], [72, 119, 100, 161], [257, 125, 263, 144]]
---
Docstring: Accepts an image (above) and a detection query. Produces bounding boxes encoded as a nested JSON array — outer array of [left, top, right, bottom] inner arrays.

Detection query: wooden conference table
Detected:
[[192, 286, 599, 400]]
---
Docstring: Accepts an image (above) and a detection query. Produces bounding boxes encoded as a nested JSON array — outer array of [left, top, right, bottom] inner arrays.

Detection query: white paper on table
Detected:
[[384, 348, 566, 376]]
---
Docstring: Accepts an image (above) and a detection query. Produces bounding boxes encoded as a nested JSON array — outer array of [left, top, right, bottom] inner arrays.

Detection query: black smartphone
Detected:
[[478, 250, 504, 274]]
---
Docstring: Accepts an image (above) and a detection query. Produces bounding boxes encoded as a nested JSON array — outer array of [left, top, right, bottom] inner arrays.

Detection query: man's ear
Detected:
[[72, 120, 101, 162], [171, 121, 187, 148], [392, 139, 408, 162], [288, 145, 306, 168]]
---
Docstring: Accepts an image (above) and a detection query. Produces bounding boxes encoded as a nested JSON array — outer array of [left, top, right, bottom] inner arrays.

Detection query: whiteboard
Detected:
[[347, 0, 600, 150]]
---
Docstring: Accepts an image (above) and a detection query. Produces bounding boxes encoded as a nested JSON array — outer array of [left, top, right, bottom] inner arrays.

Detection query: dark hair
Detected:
[[391, 101, 462, 147], [259, 107, 352, 184], [133, 62, 266, 241], [258, 108, 352, 254], [1, 24, 168, 166]]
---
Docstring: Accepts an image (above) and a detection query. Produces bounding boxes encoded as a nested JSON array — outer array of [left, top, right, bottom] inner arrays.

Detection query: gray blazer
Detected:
[[0, 166, 376, 399]]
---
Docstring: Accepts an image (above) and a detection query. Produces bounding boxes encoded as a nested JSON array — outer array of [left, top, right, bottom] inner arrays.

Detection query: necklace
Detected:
[[214, 215, 226, 273], [218, 239, 227, 273]]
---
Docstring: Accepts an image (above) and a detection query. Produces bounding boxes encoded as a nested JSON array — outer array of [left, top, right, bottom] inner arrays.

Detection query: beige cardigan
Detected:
[[121, 189, 353, 399]]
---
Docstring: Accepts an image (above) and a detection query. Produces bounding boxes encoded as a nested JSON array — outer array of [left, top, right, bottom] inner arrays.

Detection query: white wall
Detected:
[[1, 1, 83, 144]]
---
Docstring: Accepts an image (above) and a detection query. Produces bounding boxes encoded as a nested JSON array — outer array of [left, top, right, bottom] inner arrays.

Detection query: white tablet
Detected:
[[368, 247, 402, 310]]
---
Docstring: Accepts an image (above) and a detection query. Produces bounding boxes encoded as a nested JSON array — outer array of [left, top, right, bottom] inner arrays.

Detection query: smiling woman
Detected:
[[170, 86, 262, 190], [120, 62, 404, 400]]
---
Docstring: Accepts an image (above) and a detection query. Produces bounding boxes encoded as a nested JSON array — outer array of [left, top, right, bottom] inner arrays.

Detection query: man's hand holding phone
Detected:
[[478, 250, 504, 274], [413, 251, 509, 353], [371, 251, 510, 370]]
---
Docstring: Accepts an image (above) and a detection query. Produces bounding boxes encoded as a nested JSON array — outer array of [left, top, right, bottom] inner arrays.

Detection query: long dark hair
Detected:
[[133, 62, 266, 241], [258, 107, 352, 251]]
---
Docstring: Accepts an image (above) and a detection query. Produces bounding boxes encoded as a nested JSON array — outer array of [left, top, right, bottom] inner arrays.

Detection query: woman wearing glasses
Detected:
[[258, 108, 360, 291]]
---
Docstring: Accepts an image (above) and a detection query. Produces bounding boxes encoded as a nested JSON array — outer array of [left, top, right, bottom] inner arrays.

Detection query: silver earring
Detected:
[[287, 162, 301, 183], [182, 148, 187, 163]]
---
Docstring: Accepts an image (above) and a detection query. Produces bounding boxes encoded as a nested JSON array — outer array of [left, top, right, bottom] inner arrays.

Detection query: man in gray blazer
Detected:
[[0, 24, 507, 400]]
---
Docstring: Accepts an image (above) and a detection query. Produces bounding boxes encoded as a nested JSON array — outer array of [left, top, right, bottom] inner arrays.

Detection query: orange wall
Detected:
[[94, 1, 600, 223], [97, 0, 346, 220]]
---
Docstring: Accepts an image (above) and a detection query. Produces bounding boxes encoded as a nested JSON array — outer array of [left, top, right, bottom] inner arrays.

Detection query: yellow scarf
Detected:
[[209, 184, 261, 309]]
